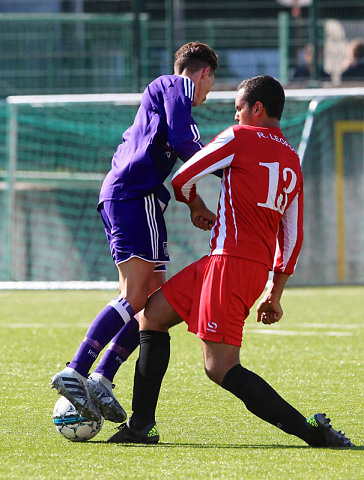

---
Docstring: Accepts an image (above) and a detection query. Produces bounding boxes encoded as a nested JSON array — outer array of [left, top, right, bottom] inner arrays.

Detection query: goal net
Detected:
[[1, 87, 363, 287]]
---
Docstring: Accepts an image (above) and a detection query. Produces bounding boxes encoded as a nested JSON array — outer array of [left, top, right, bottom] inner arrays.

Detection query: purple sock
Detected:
[[69, 298, 135, 377], [95, 317, 140, 382]]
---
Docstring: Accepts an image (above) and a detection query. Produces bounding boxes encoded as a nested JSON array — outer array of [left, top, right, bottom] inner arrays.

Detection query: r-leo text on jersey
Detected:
[[256, 131, 296, 152]]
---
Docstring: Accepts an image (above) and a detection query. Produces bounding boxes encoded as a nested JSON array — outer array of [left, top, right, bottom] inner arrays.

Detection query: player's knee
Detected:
[[204, 363, 222, 385], [204, 358, 239, 386], [139, 290, 173, 331], [138, 308, 160, 330], [123, 292, 148, 315]]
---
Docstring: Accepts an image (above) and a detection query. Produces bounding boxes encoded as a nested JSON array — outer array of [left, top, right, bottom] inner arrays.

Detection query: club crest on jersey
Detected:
[[163, 242, 169, 257], [207, 321, 218, 333]]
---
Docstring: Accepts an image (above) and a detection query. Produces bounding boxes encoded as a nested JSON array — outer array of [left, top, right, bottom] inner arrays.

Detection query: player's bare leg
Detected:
[[88, 259, 166, 423], [203, 341, 355, 447], [52, 258, 160, 423], [202, 340, 240, 385], [117, 257, 158, 313]]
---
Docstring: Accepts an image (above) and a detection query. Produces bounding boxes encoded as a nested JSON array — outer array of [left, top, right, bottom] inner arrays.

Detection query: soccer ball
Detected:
[[52, 396, 104, 442]]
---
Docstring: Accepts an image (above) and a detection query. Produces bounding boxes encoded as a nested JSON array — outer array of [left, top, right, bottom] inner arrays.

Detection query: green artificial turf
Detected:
[[0, 287, 363, 479]]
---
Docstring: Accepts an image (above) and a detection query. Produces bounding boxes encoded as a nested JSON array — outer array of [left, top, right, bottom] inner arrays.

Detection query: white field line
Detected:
[[1, 323, 89, 328], [283, 289, 364, 296], [1, 323, 356, 336], [249, 329, 353, 336], [298, 322, 362, 329], [0, 281, 118, 290]]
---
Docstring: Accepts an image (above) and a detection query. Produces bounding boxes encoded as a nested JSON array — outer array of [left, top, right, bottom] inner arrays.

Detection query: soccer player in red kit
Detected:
[[108, 75, 354, 447]]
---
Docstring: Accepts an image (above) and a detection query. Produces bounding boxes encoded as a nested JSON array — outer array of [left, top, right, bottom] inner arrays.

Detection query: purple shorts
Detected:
[[99, 195, 169, 271]]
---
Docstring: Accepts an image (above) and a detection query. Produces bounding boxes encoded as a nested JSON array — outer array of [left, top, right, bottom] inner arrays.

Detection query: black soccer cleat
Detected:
[[107, 420, 160, 444], [306, 413, 355, 447]]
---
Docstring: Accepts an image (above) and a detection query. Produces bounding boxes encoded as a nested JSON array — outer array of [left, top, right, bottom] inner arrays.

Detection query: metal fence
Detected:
[[0, 8, 362, 96]]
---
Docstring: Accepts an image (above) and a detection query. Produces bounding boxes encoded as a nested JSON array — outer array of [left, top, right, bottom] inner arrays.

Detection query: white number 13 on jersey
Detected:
[[257, 162, 297, 214]]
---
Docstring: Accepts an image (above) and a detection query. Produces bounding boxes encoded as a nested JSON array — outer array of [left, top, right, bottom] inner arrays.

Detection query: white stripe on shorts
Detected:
[[144, 194, 159, 259], [190, 123, 201, 146]]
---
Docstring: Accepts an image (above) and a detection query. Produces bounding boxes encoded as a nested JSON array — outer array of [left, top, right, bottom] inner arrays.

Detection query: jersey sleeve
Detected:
[[171, 126, 236, 203], [273, 184, 304, 275], [164, 77, 204, 162]]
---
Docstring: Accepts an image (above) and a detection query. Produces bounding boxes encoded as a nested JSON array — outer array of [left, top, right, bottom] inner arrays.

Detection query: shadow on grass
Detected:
[[90, 441, 363, 450]]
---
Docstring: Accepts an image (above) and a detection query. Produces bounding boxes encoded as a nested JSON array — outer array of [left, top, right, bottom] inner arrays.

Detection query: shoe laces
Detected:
[[115, 422, 127, 431]]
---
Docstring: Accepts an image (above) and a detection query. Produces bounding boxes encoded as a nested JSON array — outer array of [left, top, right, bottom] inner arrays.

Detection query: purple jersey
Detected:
[[99, 75, 204, 206]]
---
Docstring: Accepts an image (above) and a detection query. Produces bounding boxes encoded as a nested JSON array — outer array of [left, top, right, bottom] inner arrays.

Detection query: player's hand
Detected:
[[192, 214, 215, 231], [256, 299, 283, 324], [188, 194, 216, 231]]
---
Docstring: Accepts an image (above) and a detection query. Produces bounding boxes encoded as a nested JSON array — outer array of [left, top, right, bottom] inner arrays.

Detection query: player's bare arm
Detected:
[[187, 194, 216, 231], [256, 272, 290, 324]]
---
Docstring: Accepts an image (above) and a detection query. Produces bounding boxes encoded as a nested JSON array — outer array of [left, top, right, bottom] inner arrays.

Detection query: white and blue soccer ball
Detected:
[[53, 396, 104, 442]]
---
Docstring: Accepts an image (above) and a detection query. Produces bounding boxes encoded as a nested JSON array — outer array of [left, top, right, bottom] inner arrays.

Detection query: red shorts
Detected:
[[161, 255, 268, 346]]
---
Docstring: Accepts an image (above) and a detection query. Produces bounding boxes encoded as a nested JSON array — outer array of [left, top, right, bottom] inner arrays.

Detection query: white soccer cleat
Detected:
[[51, 367, 101, 422], [87, 373, 127, 423]]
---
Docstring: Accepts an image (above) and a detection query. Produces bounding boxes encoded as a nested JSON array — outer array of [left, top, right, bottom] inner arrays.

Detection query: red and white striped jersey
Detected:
[[171, 124, 304, 275]]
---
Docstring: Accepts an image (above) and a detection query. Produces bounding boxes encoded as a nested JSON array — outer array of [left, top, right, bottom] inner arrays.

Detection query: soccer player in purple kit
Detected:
[[50, 42, 218, 422]]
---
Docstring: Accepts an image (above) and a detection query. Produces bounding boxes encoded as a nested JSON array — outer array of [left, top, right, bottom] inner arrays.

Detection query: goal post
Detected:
[[1, 87, 363, 288]]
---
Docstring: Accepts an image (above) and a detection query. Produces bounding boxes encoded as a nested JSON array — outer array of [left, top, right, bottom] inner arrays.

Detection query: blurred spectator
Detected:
[[291, 44, 331, 82], [341, 39, 364, 81]]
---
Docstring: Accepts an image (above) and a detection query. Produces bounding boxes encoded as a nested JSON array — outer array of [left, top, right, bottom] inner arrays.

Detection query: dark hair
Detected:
[[237, 75, 285, 120], [351, 39, 364, 60], [174, 41, 218, 74]]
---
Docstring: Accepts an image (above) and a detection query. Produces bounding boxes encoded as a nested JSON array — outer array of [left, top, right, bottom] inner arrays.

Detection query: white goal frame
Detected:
[[2, 86, 364, 289]]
